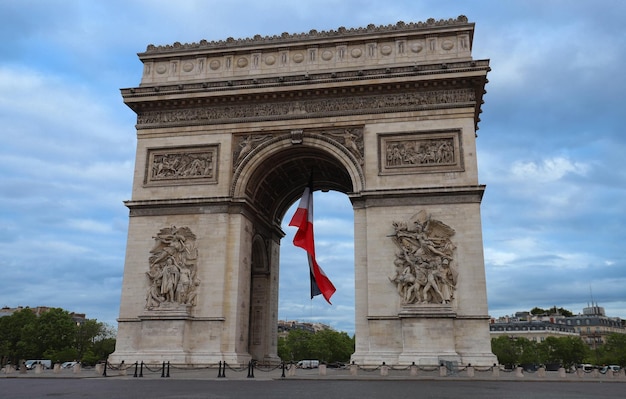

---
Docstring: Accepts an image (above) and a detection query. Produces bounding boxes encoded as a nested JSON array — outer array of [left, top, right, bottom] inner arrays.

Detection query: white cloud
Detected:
[[66, 218, 114, 234], [511, 157, 590, 183], [484, 248, 519, 267]]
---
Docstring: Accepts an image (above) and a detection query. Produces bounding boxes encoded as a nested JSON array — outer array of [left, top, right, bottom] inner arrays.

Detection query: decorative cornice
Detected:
[[125, 197, 233, 217], [141, 16, 471, 55], [351, 185, 486, 208]]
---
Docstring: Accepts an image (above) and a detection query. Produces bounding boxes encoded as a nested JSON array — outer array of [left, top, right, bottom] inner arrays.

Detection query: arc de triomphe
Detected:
[[109, 15, 497, 367]]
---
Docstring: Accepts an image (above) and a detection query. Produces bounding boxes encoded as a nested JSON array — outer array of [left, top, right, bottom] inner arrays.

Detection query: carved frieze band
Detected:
[[379, 129, 463, 175], [232, 127, 364, 169], [145, 145, 219, 186], [136, 89, 475, 128]]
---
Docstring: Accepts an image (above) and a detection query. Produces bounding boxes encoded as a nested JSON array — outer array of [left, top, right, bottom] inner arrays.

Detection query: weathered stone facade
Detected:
[[109, 15, 496, 366]]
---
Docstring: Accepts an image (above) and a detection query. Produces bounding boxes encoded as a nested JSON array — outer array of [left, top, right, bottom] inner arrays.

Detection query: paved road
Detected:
[[0, 378, 624, 399]]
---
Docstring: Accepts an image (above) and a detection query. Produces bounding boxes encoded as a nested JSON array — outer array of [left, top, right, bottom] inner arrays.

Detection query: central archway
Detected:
[[233, 132, 362, 362], [232, 132, 363, 222]]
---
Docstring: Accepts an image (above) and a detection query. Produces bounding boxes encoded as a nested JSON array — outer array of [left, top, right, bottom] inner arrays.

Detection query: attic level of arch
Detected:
[[122, 59, 489, 100], [140, 16, 474, 55], [122, 61, 489, 131]]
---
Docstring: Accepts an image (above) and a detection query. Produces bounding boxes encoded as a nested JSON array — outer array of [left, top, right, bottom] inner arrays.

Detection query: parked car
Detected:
[[544, 363, 562, 371], [520, 363, 538, 372], [61, 361, 79, 369], [25, 360, 52, 370], [600, 365, 621, 374]]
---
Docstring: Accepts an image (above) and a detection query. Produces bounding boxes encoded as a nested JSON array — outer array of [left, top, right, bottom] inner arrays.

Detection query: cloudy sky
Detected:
[[1, 1, 624, 335]]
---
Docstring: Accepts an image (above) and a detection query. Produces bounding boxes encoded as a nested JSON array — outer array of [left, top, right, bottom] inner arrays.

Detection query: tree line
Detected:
[[277, 328, 354, 364], [278, 327, 626, 369], [0, 307, 115, 367], [491, 334, 626, 369]]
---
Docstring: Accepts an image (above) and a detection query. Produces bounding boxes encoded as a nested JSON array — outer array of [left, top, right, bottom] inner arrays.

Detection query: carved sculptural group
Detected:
[[151, 152, 214, 180], [389, 211, 458, 305], [386, 138, 454, 167], [145, 226, 200, 310]]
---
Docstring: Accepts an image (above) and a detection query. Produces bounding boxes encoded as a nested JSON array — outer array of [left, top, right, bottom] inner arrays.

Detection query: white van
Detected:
[[296, 360, 320, 369], [25, 359, 52, 370]]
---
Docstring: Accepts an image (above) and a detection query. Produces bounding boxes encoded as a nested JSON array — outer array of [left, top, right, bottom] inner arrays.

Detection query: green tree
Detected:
[[556, 307, 574, 317], [491, 336, 518, 366], [277, 328, 354, 364], [515, 337, 539, 365], [75, 319, 103, 359], [34, 308, 77, 359], [537, 336, 561, 365], [530, 307, 547, 316], [279, 329, 314, 362], [559, 336, 589, 369], [538, 336, 588, 369], [0, 307, 116, 366], [86, 337, 116, 365], [0, 308, 38, 364], [530, 306, 573, 317], [309, 329, 353, 363], [601, 333, 626, 367]]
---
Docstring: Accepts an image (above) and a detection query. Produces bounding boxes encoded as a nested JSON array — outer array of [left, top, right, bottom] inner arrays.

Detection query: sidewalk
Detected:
[[3, 363, 626, 383]]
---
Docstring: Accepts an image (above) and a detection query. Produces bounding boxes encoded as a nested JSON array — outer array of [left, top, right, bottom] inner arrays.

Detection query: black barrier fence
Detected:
[[91, 360, 625, 381]]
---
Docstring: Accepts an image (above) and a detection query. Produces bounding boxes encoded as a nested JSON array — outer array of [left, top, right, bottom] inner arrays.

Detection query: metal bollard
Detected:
[[247, 360, 255, 378]]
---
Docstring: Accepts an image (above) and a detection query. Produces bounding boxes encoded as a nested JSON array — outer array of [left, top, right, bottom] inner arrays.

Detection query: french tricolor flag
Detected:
[[289, 184, 336, 304]]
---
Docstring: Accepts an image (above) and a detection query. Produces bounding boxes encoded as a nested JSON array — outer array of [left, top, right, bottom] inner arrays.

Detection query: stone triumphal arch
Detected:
[[110, 16, 497, 367]]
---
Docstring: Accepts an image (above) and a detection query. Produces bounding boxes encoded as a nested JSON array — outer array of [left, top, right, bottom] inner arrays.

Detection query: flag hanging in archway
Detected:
[[289, 184, 336, 304]]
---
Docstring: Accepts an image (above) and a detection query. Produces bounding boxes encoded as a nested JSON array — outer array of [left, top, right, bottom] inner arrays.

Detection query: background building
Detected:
[[490, 303, 625, 347], [563, 305, 624, 349], [277, 320, 331, 338]]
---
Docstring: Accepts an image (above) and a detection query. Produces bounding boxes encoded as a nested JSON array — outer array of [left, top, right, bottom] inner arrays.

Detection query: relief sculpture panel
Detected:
[[145, 145, 218, 186], [145, 226, 200, 310], [379, 130, 462, 175], [388, 211, 457, 305]]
